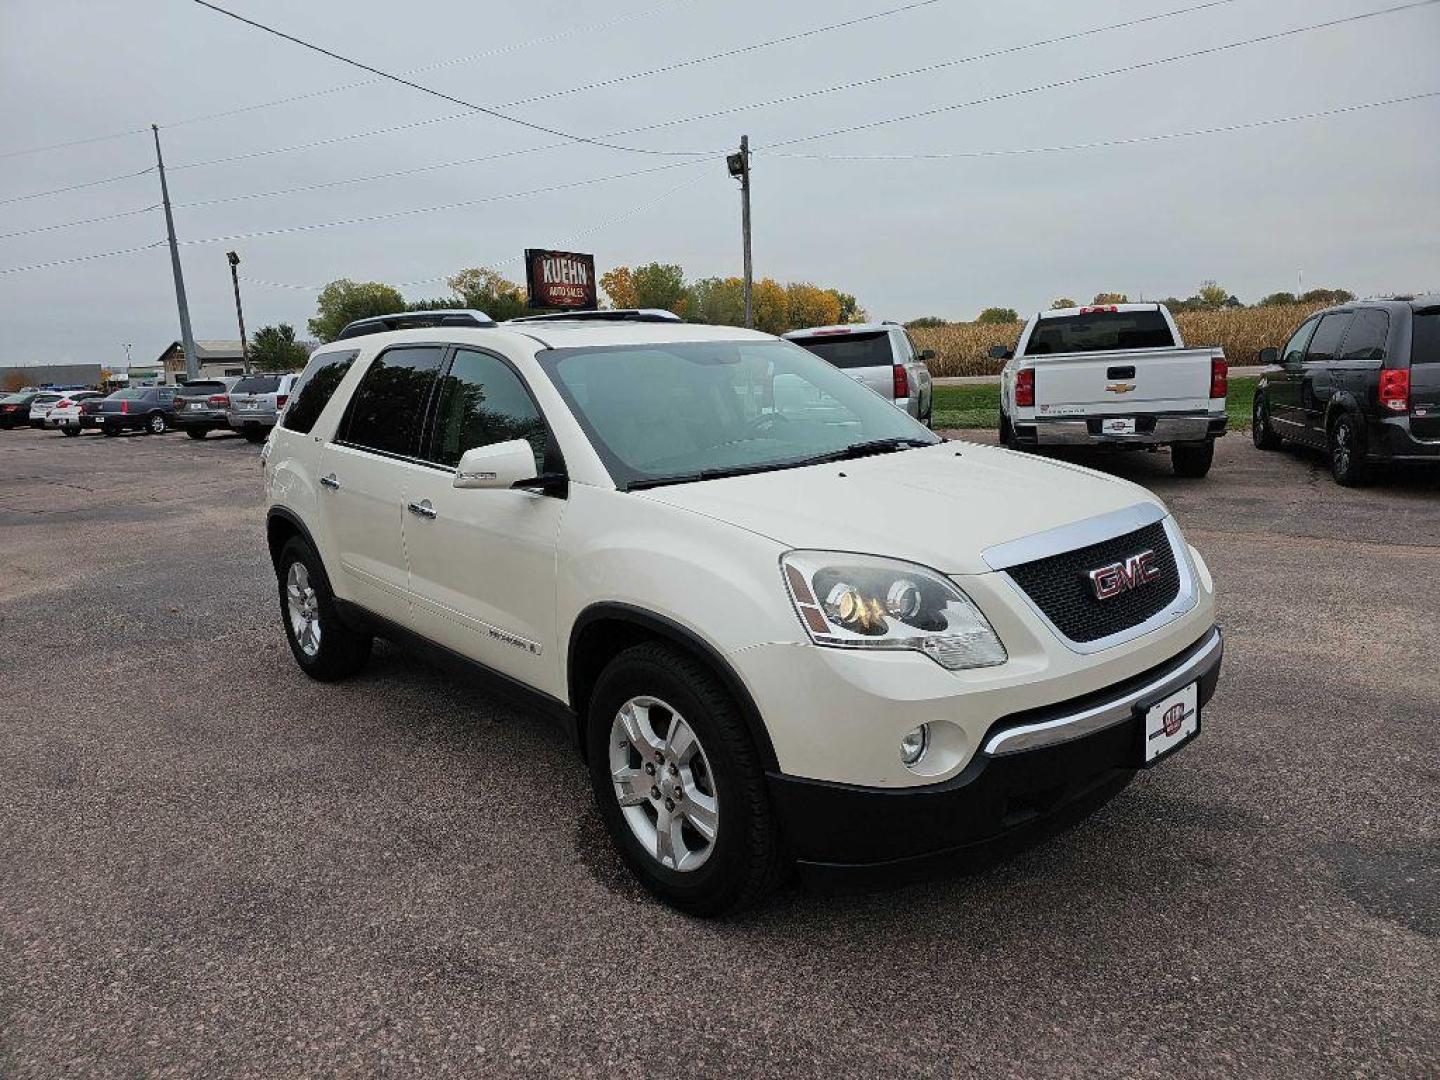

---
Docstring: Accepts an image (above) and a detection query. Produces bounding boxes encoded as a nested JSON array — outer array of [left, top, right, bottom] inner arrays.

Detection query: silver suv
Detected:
[[227, 372, 300, 443], [784, 322, 935, 425]]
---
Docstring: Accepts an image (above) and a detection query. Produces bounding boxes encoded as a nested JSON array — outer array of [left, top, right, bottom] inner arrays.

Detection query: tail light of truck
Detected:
[[1379, 369, 1410, 413], [1015, 368, 1035, 408], [1210, 357, 1228, 399], [275, 394, 288, 409], [892, 364, 909, 400], [210, 394, 229, 407]]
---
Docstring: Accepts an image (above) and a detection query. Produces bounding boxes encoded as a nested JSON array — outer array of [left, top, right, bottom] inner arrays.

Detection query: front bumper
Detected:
[[1018, 412, 1227, 447], [767, 626, 1222, 883]]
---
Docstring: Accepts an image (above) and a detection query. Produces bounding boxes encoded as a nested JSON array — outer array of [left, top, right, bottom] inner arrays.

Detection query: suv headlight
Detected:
[[781, 551, 1007, 670]]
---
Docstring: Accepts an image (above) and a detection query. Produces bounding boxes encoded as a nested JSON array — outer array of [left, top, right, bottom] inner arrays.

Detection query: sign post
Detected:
[[524, 249, 597, 311]]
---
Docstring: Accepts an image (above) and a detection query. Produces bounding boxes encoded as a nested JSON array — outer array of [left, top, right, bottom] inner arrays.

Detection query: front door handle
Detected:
[[319, 473, 340, 490], [407, 499, 437, 520]]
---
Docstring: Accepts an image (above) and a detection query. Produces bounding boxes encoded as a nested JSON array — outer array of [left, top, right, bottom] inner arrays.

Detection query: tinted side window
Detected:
[[427, 349, 547, 470], [283, 350, 358, 434], [1338, 310, 1389, 363], [1409, 310, 1440, 365], [1304, 313, 1353, 365], [340, 346, 444, 457]]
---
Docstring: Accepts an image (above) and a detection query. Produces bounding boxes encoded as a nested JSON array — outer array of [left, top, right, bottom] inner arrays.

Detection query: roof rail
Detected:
[[335, 309, 495, 340], [506, 308, 683, 324]]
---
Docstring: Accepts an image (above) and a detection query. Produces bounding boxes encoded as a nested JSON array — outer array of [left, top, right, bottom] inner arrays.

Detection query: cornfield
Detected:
[[911, 302, 1330, 377]]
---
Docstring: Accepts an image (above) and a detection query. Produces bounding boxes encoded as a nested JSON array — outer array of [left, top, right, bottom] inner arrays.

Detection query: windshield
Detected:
[[789, 330, 893, 370], [540, 339, 938, 490], [1024, 309, 1176, 355]]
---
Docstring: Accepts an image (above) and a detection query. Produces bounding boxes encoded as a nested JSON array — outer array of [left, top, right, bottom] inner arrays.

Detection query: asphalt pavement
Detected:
[[1, 424, 1436, 1078]]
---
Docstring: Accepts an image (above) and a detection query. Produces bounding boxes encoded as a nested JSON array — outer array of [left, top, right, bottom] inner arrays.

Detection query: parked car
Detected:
[[172, 377, 241, 439], [228, 372, 300, 442], [45, 390, 104, 434], [28, 391, 70, 427], [83, 386, 179, 435], [0, 392, 44, 429], [262, 308, 1221, 915], [783, 322, 935, 425], [1252, 296, 1440, 485], [996, 304, 1228, 477]]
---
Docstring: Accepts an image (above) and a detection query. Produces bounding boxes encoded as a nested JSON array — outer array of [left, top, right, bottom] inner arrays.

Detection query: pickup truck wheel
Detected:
[[277, 537, 372, 680], [186, 428, 207, 440], [1252, 395, 1282, 450], [1328, 413, 1372, 487], [587, 642, 785, 916], [1171, 440, 1214, 478]]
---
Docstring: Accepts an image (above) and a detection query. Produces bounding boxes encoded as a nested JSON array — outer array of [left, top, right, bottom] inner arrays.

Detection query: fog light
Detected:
[[900, 724, 930, 768]]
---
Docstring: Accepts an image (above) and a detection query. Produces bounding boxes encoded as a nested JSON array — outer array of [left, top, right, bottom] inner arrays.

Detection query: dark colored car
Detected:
[[172, 377, 240, 439], [0, 392, 43, 429], [1253, 296, 1440, 485], [81, 387, 180, 436]]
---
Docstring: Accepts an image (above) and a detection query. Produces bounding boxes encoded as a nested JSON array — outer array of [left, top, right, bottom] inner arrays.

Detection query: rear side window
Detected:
[[1411, 309, 1440, 365], [339, 346, 444, 457], [283, 350, 358, 434], [1024, 310, 1175, 355], [233, 375, 282, 393], [427, 348, 548, 471], [1338, 310, 1389, 363], [1304, 313, 1353, 364], [791, 331, 894, 370]]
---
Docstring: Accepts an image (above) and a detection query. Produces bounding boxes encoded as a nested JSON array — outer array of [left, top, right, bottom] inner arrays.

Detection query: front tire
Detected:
[[1171, 440, 1215, 478], [587, 642, 785, 916], [1252, 394, 1282, 450], [276, 537, 372, 681], [1329, 413, 1372, 487]]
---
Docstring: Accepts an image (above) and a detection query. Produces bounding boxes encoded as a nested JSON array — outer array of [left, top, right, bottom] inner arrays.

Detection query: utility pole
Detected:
[[227, 251, 250, 374], [152, 124, 198, 383], [727, 136, 753, 328]]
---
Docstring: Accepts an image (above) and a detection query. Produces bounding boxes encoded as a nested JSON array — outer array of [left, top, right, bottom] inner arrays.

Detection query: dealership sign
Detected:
[[525, 249, 597, 310]]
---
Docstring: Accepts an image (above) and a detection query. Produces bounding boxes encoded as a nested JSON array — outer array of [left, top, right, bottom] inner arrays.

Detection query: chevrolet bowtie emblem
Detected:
[[1106, 382, 1136, 394]]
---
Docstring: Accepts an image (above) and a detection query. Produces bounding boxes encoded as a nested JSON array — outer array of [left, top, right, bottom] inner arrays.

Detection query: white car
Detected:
[[28, 391, 69, 427], [45, 390, 103, 435], [262, 309, 1221, 915]]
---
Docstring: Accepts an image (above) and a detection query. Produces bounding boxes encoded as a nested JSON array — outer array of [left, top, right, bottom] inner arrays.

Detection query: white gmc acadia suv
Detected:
[[261, 308, 1222, 915]]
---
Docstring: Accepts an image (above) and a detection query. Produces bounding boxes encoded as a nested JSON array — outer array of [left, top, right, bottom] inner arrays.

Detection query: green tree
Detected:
[[1091, 292, 1129, 305], [1196, 280, 1229, 309], [629, 262, 688, 312], [906, 316, 948, 329], [829, 290, 865, 323], [447, 267, 530, 321], [1259, 291, 1298, 307], [1299, 287, 1354, 305], [249, 323, 310, 372], [309, 279, 406, 342], [1049, 297, 1077, 310], [977, 307, 1019, 325], [686, 277, 745, 326]]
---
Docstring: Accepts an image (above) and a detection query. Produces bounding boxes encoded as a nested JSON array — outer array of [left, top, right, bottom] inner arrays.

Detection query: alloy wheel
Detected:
[[285, 561, 322, 657], [1332, 421, 1352, 476], [608, 695, 719, 872]]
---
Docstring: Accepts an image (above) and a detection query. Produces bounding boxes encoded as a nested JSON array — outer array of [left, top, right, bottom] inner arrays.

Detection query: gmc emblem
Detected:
[[1086, 550, 1160, 600]]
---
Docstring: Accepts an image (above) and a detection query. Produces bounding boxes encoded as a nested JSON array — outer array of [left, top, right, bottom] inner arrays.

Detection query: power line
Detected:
[[0, 203, 160, 241], [0, 241, 165, 277], [761, 90, 1440, 159], [758, 0, 1440, 151], [0, 166, 154, 207], [190, 0, 719, 157], [0, 0, 700, 160]]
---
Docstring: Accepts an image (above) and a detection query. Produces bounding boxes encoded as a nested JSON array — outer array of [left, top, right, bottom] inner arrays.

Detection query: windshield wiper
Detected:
[[801, 436, 934, 465], [625, 438, 935, 491]]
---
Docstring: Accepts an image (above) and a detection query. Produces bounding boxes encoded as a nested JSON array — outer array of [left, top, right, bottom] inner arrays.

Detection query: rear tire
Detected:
[[998, 412, 1015, 449], [61, 426, 79, 437], [1252, 394, 1282, 450], [1171, 440, 1215, 478], [1328, 413, 1372, 487], [587, 642, 785, 917], [186, 428, 207, 440], [102, 426, 119, 437], [276, 537, 372, 681]]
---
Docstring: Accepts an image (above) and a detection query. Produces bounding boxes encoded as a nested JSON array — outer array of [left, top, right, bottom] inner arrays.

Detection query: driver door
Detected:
[[1267, 316, 1318, 435]]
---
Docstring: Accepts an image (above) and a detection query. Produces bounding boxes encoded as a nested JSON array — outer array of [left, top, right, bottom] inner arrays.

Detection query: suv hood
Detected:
[[635, 441, 1160, 575]]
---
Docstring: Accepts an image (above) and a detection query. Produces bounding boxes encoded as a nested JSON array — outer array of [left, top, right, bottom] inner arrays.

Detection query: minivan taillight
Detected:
[[275, 394, 288, 409], [892, 364, 909, 400], [1015, 368, 1035, 408], [1210, 356, 1228, 399], [1379, 369, 1410, 413], [210, 394, 229, 407]]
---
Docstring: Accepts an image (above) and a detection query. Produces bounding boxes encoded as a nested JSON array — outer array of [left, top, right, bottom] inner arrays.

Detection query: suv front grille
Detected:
[[1005, 521, 1180, 643]]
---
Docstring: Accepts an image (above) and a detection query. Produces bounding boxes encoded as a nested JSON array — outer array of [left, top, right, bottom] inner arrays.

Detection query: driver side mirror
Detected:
[[454, 440, 546, 491], [989, 345, 1013, 360], [1258, 346, 1280, 367]]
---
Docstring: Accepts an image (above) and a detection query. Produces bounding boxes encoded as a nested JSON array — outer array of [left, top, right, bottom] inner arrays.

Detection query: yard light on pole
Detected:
[[227, 251, 251, 375], [728, 136, 753, 329]]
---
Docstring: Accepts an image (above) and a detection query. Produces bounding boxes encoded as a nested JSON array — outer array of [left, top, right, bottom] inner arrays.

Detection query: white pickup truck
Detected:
[[996, 304, 1227, 477]]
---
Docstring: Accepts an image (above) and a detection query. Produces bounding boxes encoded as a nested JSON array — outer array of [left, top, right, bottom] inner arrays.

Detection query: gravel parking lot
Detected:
[[1, 425, 1436, 1078]]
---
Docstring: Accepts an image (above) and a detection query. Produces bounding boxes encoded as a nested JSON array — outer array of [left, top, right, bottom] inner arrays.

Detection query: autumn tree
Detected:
[[1050, 297, 1077, 309], [1091, 292, 1129, 305], [785, 282, 842, 329], [249, 323, 310, 372], [1196, 280, 1230, 309], [599, 266, 636, 309], [977, 307, 1019, 325], [751, 278, 790, 335], [447, 266, 529, 321], [309, 279, 406, 342]]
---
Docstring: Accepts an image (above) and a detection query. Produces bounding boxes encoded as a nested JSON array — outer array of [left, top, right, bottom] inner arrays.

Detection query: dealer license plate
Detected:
[[1102, 417, 1137, 435], [1142, 681, 1198, 765]]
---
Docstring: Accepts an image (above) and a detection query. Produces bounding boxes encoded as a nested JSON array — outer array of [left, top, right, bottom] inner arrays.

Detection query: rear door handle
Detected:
[[407, 499, 437, 520], [319, 474, 340, 490]]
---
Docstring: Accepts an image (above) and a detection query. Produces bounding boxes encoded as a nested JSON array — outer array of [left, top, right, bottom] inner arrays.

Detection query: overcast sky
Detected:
[[1, 0, 1437, 367]]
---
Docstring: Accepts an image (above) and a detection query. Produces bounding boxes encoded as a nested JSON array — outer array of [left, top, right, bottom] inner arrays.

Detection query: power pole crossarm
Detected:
[[153, 124, 198, 383]]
